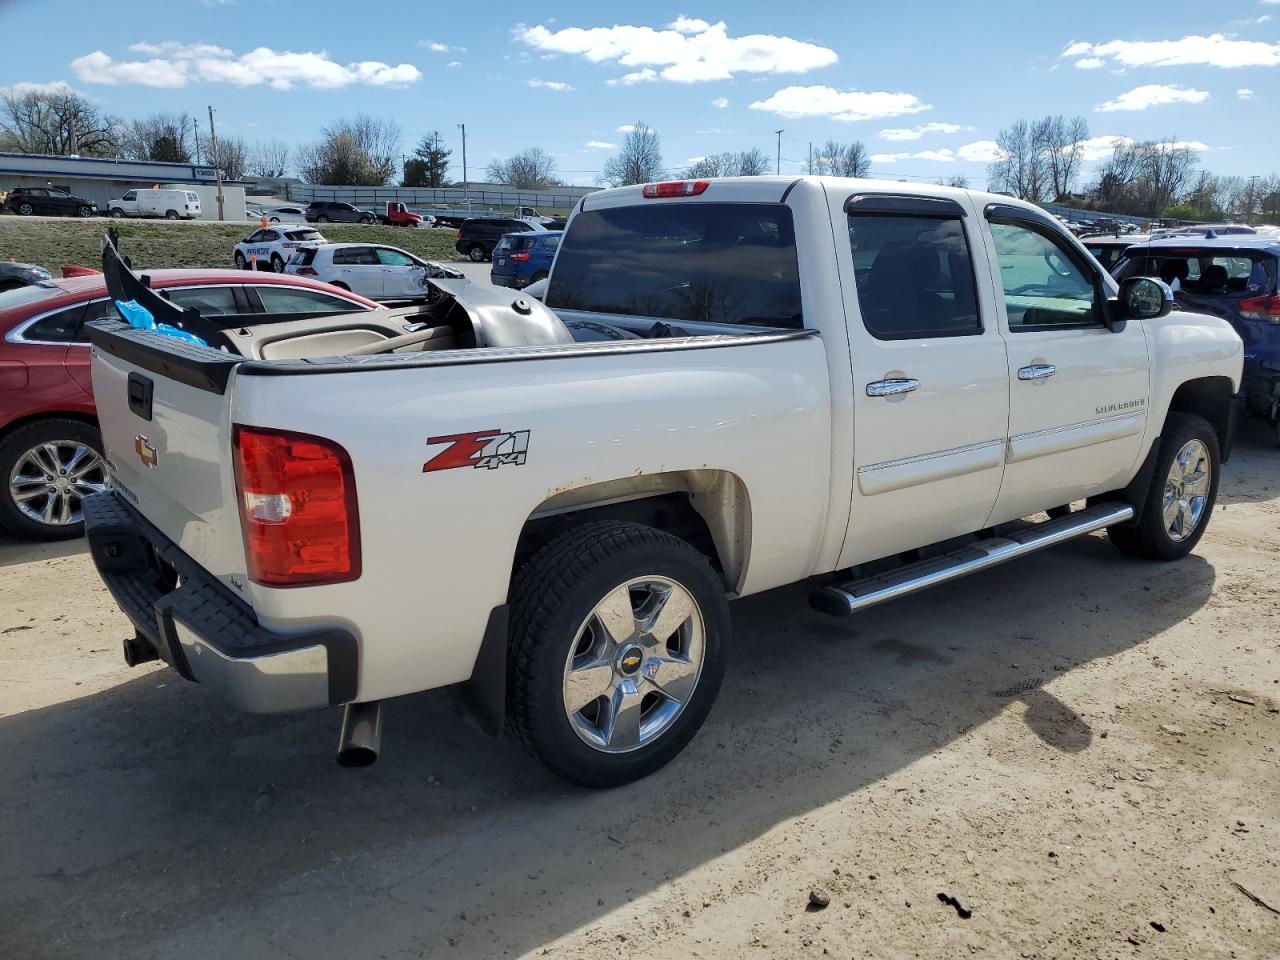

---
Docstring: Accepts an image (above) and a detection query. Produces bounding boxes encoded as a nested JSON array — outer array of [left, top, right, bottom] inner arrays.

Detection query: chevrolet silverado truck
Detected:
[[83, 177, 1243, 788]]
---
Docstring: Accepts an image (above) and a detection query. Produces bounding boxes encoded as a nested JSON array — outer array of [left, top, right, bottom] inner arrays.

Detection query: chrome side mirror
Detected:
[[1119, 276, 1173, 321]]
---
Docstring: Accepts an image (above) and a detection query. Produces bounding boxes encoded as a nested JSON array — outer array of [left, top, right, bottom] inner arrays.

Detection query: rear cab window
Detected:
[[547, 202, 802, 329]]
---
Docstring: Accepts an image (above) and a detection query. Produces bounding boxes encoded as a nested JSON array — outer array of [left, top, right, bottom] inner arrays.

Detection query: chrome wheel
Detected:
[[8, 441, 106, 527], [1162, 439, 1211, 542], [562, 576, 705, 754]]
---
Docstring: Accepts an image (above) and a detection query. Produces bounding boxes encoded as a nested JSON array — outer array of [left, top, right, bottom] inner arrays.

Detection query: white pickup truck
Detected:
[[83, 177, 1243, 788]]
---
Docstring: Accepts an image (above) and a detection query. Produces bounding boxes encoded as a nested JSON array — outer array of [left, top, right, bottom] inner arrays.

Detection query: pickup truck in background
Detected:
[[84, 177, 1243, 788]]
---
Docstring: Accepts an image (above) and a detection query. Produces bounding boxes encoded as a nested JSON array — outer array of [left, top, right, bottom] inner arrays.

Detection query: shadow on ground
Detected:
[[1, 429, 1275, 959]]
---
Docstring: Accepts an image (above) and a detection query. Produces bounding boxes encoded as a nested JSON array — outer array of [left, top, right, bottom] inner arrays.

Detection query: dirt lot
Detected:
[[0, 215, 462, 273], [1, 423, 1277, 960]]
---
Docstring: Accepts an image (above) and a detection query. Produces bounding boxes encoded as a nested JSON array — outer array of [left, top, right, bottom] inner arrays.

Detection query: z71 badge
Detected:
[[423, 429, 530, 472]]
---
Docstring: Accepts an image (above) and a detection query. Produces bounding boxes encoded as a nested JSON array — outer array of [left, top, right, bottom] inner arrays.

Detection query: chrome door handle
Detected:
[[866, 378, 920, 398], [1018, 363, 1057, 381]]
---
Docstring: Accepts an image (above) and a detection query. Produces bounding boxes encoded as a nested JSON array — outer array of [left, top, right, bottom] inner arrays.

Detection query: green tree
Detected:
[[402, 131, 451, 187]]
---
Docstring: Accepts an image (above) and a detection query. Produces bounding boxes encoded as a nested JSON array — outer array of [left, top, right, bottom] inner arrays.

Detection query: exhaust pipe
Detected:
[[122, 634, 159, 668], [337, 701, 383, 768]]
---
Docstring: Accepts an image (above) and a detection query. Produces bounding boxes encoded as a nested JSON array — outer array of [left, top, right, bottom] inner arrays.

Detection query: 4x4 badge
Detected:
[[423, 430, 530, 472]]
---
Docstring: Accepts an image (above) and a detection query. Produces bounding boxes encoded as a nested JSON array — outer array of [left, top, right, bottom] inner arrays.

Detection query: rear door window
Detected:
[[163, 286, 240, 315], [547, 202, 803, 328], [847, 212, 981, 339], [254, 286, 359, 315], [21, 304, 86, 342]]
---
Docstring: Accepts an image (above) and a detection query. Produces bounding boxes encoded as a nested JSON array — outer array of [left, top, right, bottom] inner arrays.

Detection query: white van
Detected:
[[108, 188, 202, 220]]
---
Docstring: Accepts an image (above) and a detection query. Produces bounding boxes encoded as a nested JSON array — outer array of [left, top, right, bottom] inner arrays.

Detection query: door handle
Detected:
[[866, 378, 920, 398], [1018, 363, 1057, 381]]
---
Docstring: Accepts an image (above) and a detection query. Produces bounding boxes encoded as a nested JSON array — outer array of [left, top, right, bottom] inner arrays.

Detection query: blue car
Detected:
[[490, 230, 562, 289], [1114, 235, 1280, 442]]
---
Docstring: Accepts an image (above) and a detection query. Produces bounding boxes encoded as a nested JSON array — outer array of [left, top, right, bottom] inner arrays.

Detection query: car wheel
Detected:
[[269, 217, 280, 223], [359, 216, 374, 225], [17, 203, 33, 216], [234, 251, 247, 270], [109, 208, 124, 219], [77, 205, 94, 218], [164, 210, 179, 220], [1107, 412, 1220, 561], [270, 253, 286, 273], [0, 419, 108, 541], [330, 281, 349, 291], [467, 244, 486, 263], [508, 521, 730, 788], [316, 215, 330, 223]]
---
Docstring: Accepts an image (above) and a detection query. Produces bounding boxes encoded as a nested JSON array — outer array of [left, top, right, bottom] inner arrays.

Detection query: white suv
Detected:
[[285, 243, 462, 299], [234, 227, 327, 273]]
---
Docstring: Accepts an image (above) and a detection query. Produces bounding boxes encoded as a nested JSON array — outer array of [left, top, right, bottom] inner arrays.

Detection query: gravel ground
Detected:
[[0, 214, 462, 273], [0, 422, 1277, 960]]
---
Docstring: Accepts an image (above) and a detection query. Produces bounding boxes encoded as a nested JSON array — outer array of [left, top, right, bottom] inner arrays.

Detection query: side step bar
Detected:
[[810, 503, 1134, 617]]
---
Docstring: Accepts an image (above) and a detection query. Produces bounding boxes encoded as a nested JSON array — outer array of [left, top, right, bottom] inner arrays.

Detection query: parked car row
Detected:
[[3, 187, 98, 218]]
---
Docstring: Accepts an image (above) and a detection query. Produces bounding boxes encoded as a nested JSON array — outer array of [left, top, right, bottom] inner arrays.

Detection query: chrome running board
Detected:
[[810, 503, 1134, 617]]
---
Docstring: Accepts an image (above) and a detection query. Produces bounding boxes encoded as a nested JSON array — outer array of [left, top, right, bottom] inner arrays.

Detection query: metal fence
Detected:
[[283, 184, 598, 213], [1040, 204, 1152, 227]]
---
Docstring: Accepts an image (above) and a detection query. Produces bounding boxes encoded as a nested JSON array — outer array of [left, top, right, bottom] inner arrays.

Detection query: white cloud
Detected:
[[421, 41, 451, 52], [72, 43, 421, 89], [585, 139, 616, 149], [606, 68, 658, 86], [1238, 87, 1254, 99], [526, 78, 573, 91], [1063, 34, 1280, 69], [447, 60, 462, 68], [515, 18, 837, 84], [1097, 83, 1209, 111], [879, 121, 965, 141], [685, 155, 706, 163], [615, 123, 638, 133], [0, 80, 78, 97], [751, 85, 929, 122], [871, 148, 958, 163], [711, 96, 729, 108], [958, 140, 1005, 163], [1074, 57, 1105, 70]]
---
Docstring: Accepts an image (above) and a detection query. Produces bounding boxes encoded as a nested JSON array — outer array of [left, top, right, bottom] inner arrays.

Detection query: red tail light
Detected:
[[1239, 294, 1280, 323], [642, 180, 710, 199], [233, 426, 360, 587], [455, 229, 462, 240], [510, 252, 531, 261], [296, 266, 317, 276]]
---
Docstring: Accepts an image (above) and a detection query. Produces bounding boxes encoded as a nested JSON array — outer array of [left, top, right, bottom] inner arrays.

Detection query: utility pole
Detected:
[[808, 141, 813, 176], [193, 118, 201, 164], [207, 105, 225, 220], [458, 122, 469, 209], [775, 129, 784, 175], [433, 131, 442, 188]]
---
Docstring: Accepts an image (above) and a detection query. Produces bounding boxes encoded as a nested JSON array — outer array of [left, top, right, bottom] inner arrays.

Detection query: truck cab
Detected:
[[380, 201, 425, 228]]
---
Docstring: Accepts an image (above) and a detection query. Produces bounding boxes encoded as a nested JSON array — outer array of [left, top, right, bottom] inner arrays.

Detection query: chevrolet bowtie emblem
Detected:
[[135, 435, 158, 468]]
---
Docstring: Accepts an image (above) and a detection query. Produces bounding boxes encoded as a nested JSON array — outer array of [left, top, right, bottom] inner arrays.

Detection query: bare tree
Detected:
[[1039, 115, 1088, 200], [938, 174, 970, 188], [1, 87, 120, 156], [680, 148, 770, 179], [248, 139, 291, 178], [987, 119, 1048, 201], [198, 134, 248, 181], [121, 112, 196, 163], [812, 139, 870, 178], [1089, 137, 1201, 217], [600, 122, 664, 186], [297, 114, 400, 185], [487, 147, 558, 189]]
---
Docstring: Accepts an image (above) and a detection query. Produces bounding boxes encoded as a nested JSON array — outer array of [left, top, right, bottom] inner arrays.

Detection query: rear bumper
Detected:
[[489, 273, 523, 289], [84, 491, 358, 713]]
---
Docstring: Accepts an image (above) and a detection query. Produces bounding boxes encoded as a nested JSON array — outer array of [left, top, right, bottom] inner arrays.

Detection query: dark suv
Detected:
[[304, 201, 375, 224], [4, 187, 97, 217], [1114, 236, 1280, 442], [454, 218, 540, 262]]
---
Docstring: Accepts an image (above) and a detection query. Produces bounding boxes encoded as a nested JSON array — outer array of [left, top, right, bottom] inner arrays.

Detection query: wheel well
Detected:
[[0, 410, 99, 444], [513, 471, 752, 594], [1167, 376, 1235, 460]]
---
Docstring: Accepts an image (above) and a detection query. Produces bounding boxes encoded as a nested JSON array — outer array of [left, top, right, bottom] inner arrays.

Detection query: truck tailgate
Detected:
[[91, 344, 247, 583]]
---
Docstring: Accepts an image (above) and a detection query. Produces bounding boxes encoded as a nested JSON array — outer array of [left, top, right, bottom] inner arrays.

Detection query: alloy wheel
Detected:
[[1162, 439, 1211, 542], [8, 441, 107, 527]]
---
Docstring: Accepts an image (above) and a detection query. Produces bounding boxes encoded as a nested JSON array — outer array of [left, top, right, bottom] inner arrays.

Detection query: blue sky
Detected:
[[1, 0, 1277, 186]]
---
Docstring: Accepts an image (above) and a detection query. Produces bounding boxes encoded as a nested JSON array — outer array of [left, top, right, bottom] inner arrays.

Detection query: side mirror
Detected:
[[1117, 276, 1173, 322]]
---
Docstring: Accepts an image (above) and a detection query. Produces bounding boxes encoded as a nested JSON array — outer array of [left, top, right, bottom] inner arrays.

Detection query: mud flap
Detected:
[[448, 605, 508, 738]]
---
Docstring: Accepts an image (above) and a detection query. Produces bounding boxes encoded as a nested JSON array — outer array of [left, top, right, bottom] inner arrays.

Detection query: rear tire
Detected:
[[234, 251, 247, 270], [17, 203, 33, 216], [0, 419, 107, 541], [1107, 412, 1220, 561], [317, 215, 330, 223], [164, 210, 179, 220], [270, 253, 285, 273], [508, 521, 730, 788], [467, 244, 486, 263]]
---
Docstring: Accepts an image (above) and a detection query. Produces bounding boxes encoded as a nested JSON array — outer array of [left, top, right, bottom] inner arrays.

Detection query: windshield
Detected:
[[1114, 249, 1276, 297], [547, 202, 803, 328]]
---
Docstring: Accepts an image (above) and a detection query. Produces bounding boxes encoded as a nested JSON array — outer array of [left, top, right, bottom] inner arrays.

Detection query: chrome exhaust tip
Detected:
[[336, 701, 382, 768]]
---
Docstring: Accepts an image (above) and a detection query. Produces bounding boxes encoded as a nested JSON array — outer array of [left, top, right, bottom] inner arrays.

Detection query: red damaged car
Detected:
[[0, 270, 380, 541]]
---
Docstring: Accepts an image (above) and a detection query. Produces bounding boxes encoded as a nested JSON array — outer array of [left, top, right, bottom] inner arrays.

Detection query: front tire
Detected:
[[109, 208, 124, 219], [1108, 413, 1220, 561], [78, 205, 94, 217], [0, 419, 107, 541], [234, 251, 247, 270], [270, 253, 285, 273], [508, 521, 730, 788]]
